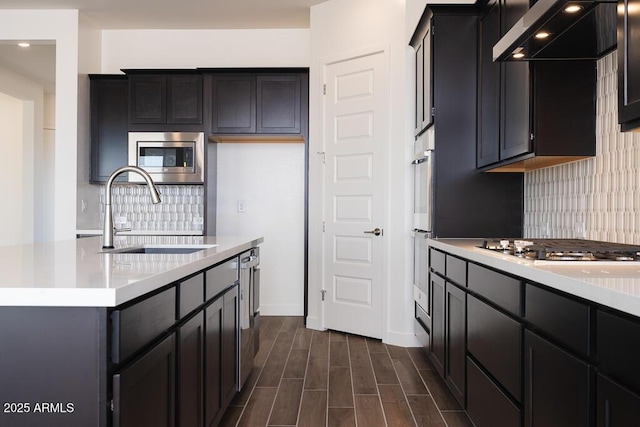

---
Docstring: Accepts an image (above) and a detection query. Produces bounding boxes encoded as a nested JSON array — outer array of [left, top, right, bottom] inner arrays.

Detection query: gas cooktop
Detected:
[[480, 239, 640, 262]]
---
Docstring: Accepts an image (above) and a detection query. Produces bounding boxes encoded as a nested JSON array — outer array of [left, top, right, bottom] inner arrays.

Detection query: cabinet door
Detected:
[[210, 75, 256, 134], [90, 76, 129, 182], [430, 273, 445, 376], [524, 330, 590, 427], [445, 282, 466, 406], [179, 313, 204, 427], [167, 75, 203, 124], [256, 75, 301, 134], [113, 333, 176, 427], [414, 37, 425, 136], [129, 75, 167, 124], [597, 373, 640, 427], [477, 2, 500, 167], [204, 297, 224, 427], [501, 61, 531, 160], [222, 285, 239, 406], [422, 21, 433, 131], [618, 0, 640, 128]]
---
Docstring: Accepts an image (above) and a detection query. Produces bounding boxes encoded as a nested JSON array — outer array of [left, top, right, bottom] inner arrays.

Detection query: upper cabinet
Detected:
[[412, 9, 434, 136], [89, 74, 129, 183], [477, 0, 596, 172], [618, 0, 640, 131], [127, 72, 203, 131], [206, 71, 308, 137]]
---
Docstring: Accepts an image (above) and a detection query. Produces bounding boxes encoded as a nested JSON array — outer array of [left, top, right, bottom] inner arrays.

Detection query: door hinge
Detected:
[[431, 107, 435, 116], [323, 84, 326, 95], [530, 133, 534, 141], [322, 221, 326, 232], [317, 151, 326, 164], [110, 400, 114, 412], [321, 290, 326, 301]]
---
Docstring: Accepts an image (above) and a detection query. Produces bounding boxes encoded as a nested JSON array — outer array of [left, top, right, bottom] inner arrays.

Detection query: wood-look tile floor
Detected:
[[220, 316, 474, 427]]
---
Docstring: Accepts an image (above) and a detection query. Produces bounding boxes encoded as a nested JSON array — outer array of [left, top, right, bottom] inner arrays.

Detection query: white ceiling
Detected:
[[0, 0, 332, 29]]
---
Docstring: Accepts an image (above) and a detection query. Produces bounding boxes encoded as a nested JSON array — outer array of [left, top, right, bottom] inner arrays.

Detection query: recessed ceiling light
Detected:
[[564, 4, 583, 13], [17, 42, 30, 48], [513, 52, 525, 59], [535, 31, 551, 39]]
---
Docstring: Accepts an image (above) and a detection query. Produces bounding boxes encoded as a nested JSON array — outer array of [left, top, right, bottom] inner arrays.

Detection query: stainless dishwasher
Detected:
[[238, 247, 260, 389]]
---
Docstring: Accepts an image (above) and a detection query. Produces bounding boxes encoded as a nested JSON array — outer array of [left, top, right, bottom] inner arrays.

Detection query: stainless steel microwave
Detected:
[[128, 132, 205, 184]]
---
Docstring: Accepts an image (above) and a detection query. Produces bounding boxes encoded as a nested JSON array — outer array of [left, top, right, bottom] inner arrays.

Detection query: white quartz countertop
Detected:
[[0, 235, 263, 307], [428, 238, 640, 318]]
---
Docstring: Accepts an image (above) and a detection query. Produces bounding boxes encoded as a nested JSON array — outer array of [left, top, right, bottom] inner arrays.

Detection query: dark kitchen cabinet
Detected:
[[429, 252, 468, 406], [597, 373, 640, 427], [430, 272, 446, 376], [477, 1, 596, 171], [221, 285, 239, 407], [112, 333, 176, 427], [412, 8, 433, 135], [445, 282, 466, 406], [178, 313, 204, 427], [204, 296, 224, 427], [207, 72, 307, 136], [128, 73, 203, 128], [204, 284, 239, 427], [89, 74, 129, 183], [524, 330, 590, 427], [618, 0, 640, 131]]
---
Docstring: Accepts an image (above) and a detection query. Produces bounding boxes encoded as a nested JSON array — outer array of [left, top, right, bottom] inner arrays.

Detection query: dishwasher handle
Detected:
[[241, 255, 259, 269]]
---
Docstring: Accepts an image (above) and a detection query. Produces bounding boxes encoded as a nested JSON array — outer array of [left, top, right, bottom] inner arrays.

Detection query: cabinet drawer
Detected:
[[415, 301, 430, 333], [179, 273, 204, 318], [468, 295, 522, 401], [206, 257, 239, 300], [430, 248, 445, 276], [112, 287, 176, 364], [525, 284, 590, 356], [468, 263, 521, 316], [446, 255, 466, 286], [597, 310, 640, 391], [467, 356, 521, 427]]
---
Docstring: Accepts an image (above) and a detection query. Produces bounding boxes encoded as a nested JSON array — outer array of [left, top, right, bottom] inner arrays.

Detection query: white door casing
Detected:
[[322, 48, 389, 339]]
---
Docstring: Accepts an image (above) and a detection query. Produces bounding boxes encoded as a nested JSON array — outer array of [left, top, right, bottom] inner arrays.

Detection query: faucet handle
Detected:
[[114, 227, 132, 235]]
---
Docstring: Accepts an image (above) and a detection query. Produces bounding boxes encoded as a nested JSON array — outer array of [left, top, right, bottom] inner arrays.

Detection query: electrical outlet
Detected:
[[574, 222, 586, 239], [237, 200, 246, 213]]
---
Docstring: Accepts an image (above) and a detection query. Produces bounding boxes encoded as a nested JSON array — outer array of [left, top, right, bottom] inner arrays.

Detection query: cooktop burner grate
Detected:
[[480, 239, 640, 262]]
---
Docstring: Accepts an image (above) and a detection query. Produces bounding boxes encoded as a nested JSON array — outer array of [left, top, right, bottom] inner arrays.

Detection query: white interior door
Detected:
[[322, 49, 388, 339]]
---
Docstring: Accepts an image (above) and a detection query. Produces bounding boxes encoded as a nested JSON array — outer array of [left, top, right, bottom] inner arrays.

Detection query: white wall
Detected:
[[76, 13, 103, 230], [0, 10, 79, 242], [216, 143, 306, 315], [309, 0, 416, 346], [98, 28, 310, 316], [101, 29, 310, 71], [0, 91, 28, 245]]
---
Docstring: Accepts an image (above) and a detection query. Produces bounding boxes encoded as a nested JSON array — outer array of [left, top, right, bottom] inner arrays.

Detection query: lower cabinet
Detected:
[[205, 296, 224, 426], [179, 313, 204, 427], [429, 270, 467, 406], [112, 333, 176, 427], [111, 257, 241, 427], [524, 330, 590, 427], [445, 282, 466, 406], [597, 373, 640, 427], [430, 273, 446, 376]]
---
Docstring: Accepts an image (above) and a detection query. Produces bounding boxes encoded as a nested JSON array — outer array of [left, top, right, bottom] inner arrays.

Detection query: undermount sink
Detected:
[[104, 244, 217, 254]]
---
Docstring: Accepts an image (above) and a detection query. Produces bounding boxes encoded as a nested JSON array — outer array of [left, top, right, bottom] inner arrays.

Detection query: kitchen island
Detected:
[[419, 238, 640, 427], [0, 234, 262, 427]]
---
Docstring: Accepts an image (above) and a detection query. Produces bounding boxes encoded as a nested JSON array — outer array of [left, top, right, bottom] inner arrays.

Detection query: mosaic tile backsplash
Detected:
[[524, 51, 640, 244], [99, 185, 205, 232]]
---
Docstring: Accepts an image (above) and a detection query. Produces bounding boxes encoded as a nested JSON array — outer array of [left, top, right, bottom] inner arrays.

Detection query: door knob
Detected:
[[364, 228, 383, 236]]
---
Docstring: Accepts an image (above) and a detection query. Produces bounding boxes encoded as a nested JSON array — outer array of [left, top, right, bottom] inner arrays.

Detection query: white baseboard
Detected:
[[384, 330, 422, 348], [259, 304, 303, 316]]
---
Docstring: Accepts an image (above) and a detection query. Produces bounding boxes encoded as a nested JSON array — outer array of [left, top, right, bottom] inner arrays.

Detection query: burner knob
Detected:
[[514, 240, 527, 253], [500, 240, 510, 250]]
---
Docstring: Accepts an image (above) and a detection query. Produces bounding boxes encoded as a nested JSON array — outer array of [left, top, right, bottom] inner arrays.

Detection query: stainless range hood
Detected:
[[493, 0, 617, 61]]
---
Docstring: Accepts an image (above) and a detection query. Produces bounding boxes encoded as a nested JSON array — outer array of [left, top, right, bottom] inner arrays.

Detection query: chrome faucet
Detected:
[[102, 166, 161, 249]]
